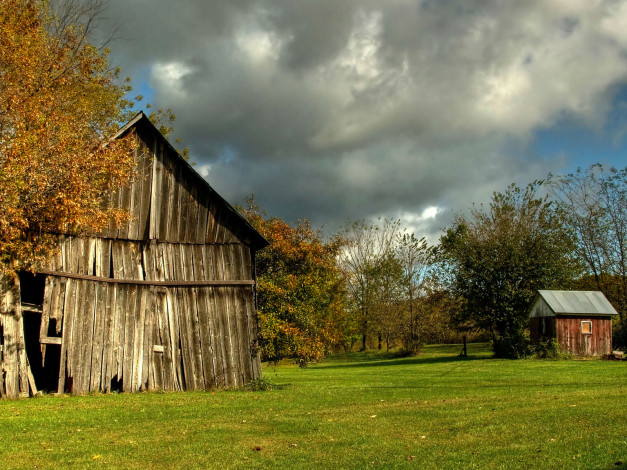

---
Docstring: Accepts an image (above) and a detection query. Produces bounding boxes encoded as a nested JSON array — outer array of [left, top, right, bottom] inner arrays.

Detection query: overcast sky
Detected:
[[98, 0, 627, 240]]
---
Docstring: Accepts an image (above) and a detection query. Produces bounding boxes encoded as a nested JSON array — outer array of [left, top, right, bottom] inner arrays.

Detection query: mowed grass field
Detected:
[[0, 343, 625, 469]]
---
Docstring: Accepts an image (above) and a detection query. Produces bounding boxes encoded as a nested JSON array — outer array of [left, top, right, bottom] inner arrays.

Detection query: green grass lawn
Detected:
[[1, 343, 625, 469]]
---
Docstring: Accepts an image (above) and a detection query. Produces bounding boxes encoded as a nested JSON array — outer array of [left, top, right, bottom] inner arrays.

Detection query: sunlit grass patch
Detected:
[[0, 344, 625, 469]]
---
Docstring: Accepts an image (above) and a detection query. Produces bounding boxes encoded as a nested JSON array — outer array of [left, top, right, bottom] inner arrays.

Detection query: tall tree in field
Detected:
[[239, 200, 346, 365], [339, 219, 401, 351], [439, 183, 580, 358], [397, 233, 430, 353], [548, 165, 627, 346], [367, 251, 405, 352], [0, 0, 135, 272]]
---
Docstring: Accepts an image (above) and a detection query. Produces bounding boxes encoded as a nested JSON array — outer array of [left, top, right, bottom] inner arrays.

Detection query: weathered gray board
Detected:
[[0, 112, 267, 398], [33, 237, 261, 394]]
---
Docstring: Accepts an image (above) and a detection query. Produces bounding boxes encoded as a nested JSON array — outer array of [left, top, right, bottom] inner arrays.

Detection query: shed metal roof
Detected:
[[537, 290, 618, 316]]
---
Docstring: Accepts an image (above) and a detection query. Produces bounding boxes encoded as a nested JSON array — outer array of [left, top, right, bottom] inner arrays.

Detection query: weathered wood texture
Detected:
[[32, 238, 261, 394], [556, 316, 613, 356], [530, 316, 613, 356], [0, 275, 33, 398], [0, 113, 266, 398], [103, 124, 256, 247]]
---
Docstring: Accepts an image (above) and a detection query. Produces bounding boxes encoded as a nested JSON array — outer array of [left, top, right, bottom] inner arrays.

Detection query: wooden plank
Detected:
[[62, 235, 71, 273], [141, 287, 154, 390], [203, 245, 225, 387], [205, 197, 217, 244], [139, 138, 153, 240], [4, 312, 20, 397], [211, 201, 223, 244], [118, 176, 132, 239], [94, 239, 103, 278], [127, 145, 141, 240], [86, 238, 96, 276], [186, 183, 199, 244], [77, 279, 95, 394], [102, 284, 117, 392], [65, 278, 79, 387], [158, 145, 173, 242], [157, 291, 171, 390], [89, 282, 106, 392], [196, 194, 209, 245], [122, 283, 137, 392], [50, 278, 66, 333], [168, 166, 181, 243], [37, 270, 255, 286], [71, 237, 81, 274], [40, 336, 63, 345], [216, 247, 235, 387], [165, 288, 182, 390], [113, 284, 126, 383], [174, 246, 194, 390], [96, 239, 112, 278], [112, 242, 125, 279], [233, 244, 253, 384], [58, 279, 74, 393], [177, 173, 190, 243], [148, 137, 161, 240], [194, 246, 214, 388], [39, 276, 53, 363], [132, 286, 147, 391], [185, 245, 204, 389], [26, 357, 37, 396]]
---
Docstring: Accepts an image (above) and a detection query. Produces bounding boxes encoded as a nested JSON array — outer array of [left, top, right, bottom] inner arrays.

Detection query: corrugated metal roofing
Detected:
[[537, 290, 618, 316]]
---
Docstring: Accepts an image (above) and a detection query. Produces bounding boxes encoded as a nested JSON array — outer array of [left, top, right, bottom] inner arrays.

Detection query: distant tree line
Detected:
[[243, 164, 627, 363]]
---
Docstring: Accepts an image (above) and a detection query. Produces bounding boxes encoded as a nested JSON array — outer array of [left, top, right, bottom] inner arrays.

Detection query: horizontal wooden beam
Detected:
[[37, 269, 255, 287], [21, 303, 43, 314], [40, 336, 63, 345]]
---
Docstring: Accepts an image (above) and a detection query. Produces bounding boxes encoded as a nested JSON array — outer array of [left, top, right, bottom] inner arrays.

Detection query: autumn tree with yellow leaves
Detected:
[[239, 199, 347, 365], [0, 0, 135, 272]]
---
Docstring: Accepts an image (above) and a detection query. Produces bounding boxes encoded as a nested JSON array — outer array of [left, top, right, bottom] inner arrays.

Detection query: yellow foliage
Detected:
[[0, 0, 135, 270]]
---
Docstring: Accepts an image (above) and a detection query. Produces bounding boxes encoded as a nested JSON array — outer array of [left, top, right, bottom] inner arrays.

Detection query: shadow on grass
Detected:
[[315, 353, 490, 370]]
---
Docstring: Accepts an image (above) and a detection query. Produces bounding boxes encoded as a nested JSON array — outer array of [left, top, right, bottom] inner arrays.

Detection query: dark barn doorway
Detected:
[[19, 272, 61, 392]]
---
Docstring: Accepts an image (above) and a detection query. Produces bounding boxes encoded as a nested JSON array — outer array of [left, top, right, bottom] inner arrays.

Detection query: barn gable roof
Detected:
[[531, 290, 618, 317], [114, 112, 268, 250]]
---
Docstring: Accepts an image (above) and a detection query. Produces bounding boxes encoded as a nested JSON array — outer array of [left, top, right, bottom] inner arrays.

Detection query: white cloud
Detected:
[[105, 0, 627, 236], [150, 62, 194, 99]]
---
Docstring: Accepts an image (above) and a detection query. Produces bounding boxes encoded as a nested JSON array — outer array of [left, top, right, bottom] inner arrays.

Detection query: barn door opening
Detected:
[[19, 272, 61, 392]]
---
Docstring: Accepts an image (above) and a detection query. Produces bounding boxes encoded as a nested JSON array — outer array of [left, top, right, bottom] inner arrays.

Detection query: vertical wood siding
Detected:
[[555, 316, 613, 356], [103, 128, 249, 245], [0, 117, 265, 398], [30, 237, 261, 394]]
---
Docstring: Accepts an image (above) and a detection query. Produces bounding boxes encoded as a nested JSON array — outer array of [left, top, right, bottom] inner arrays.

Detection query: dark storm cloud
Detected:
[[101, 0, 627, 238]]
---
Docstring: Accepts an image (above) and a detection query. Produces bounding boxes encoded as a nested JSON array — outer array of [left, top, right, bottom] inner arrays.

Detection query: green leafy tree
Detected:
[[367, 251, 405, 352], [548, 165, 627, 346], [439, 183, 581, 357], [396, 233, 430, 353]]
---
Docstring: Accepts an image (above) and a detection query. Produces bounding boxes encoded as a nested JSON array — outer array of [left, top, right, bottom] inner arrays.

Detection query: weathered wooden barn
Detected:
[[529, 290, 618, 356], [0, 112, 268, 398]]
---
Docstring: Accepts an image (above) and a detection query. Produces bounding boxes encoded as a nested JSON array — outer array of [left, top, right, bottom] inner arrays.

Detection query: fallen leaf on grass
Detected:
[[289, 443, 298, 448], [370, 415, 377, 419], [92, 455, 101, 460], [406, 456, 416, 461], [253, 446, 262, 452]]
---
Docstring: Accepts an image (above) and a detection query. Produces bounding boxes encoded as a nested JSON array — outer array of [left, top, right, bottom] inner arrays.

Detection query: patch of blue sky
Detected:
[[533, 85, 627, 172]]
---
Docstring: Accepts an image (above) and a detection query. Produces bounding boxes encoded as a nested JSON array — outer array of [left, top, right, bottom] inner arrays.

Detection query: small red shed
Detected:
[[529, 290, 618, 356]]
